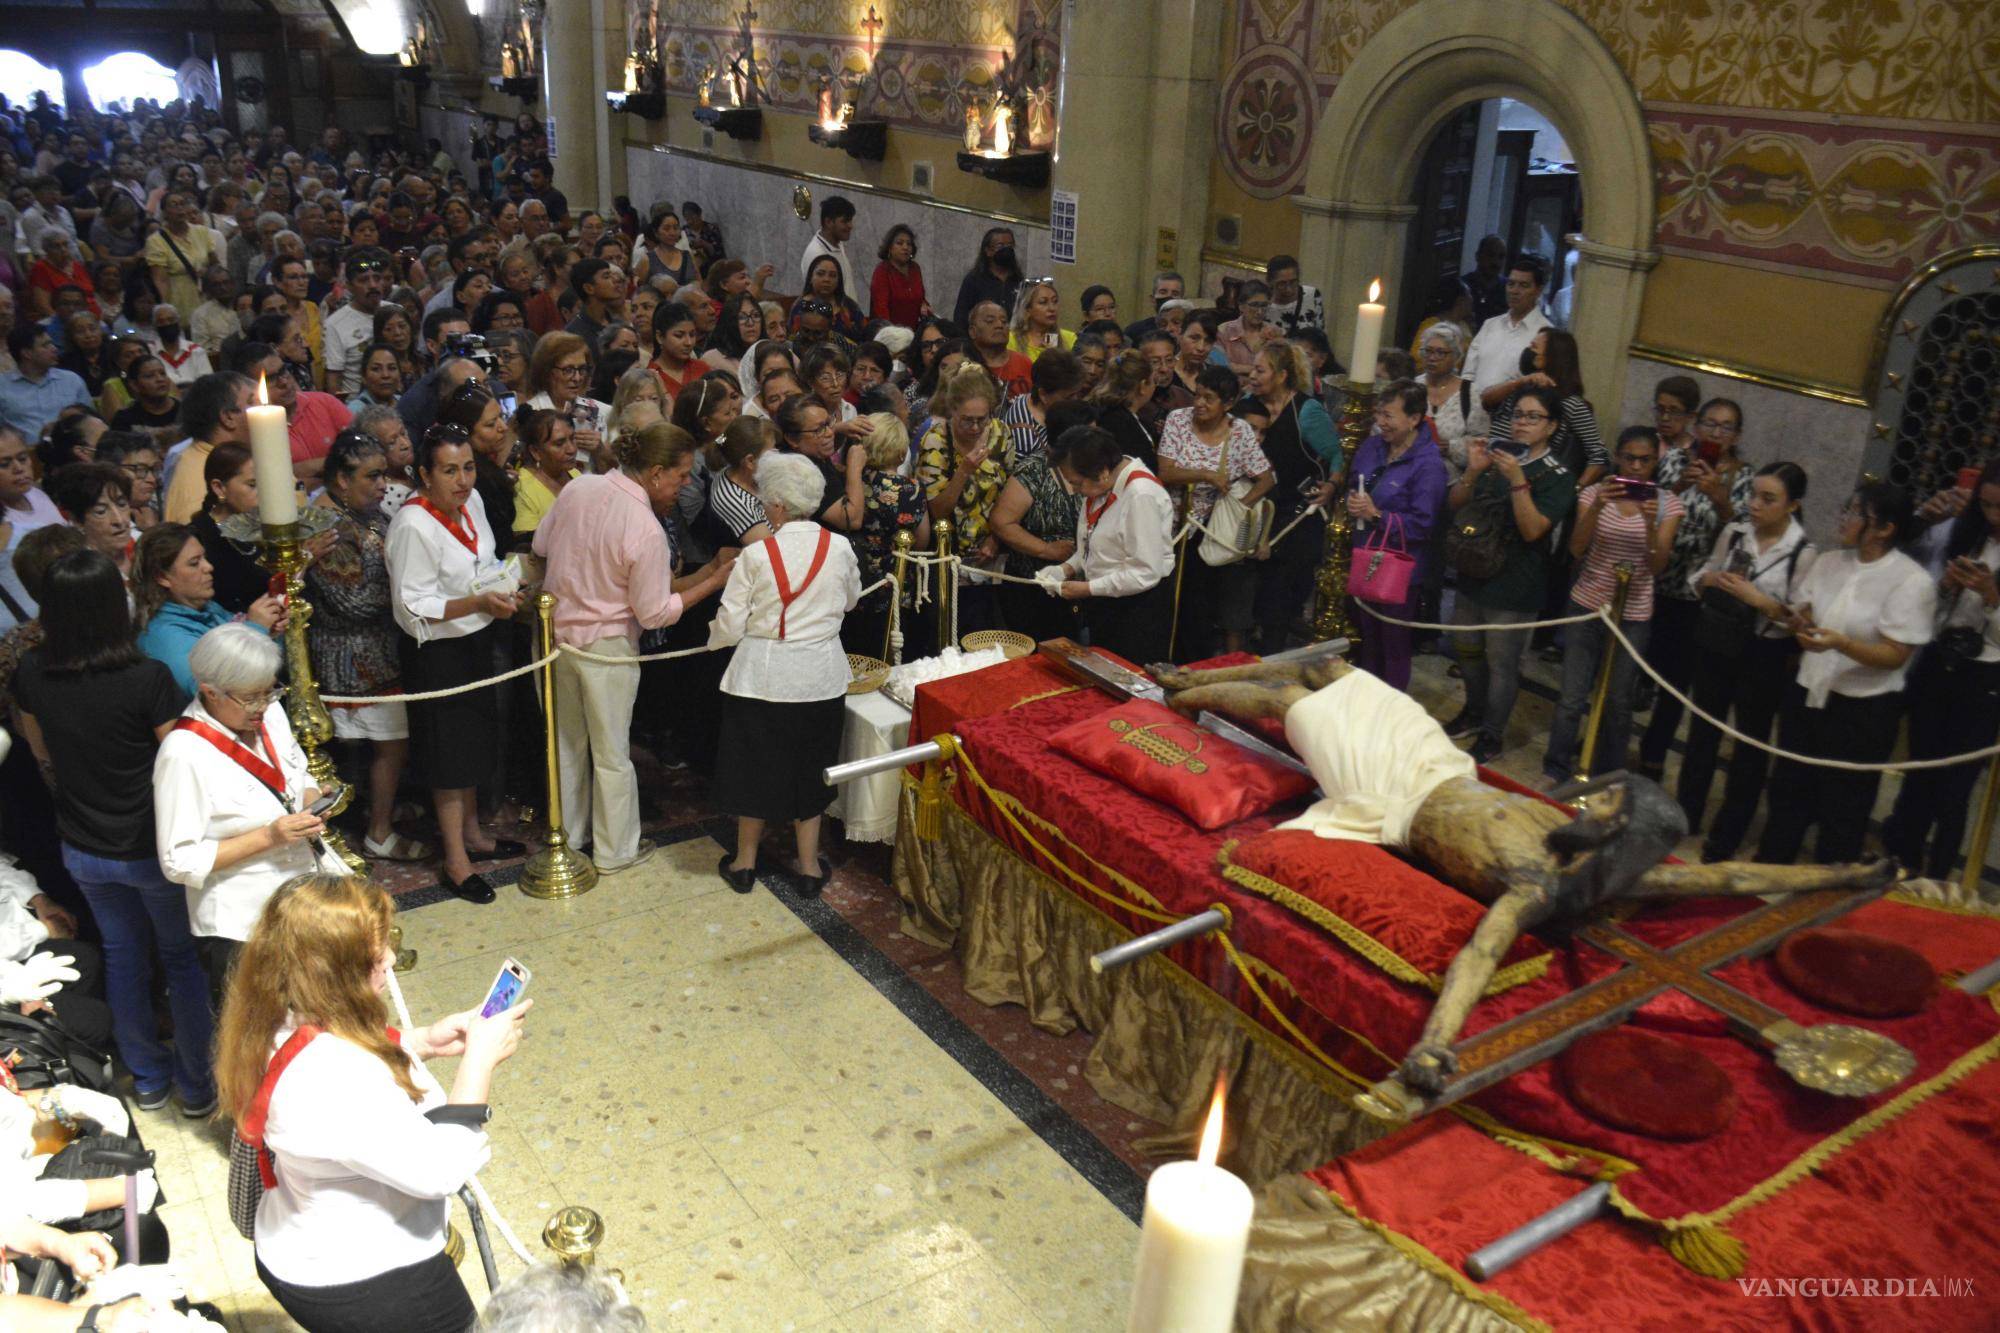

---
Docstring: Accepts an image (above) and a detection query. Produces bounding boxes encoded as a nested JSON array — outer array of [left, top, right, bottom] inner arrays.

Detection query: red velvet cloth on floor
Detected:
[[915, 656, 2000, 1231]]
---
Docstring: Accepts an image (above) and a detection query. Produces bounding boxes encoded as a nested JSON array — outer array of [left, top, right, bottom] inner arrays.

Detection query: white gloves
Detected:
[[0, 951, 77, 1004], [128, 1166, 160, 1215], [87, 1260, 189, 1308], [48, 1084, 132, 1137], [1034, 565, 1066, 596], [22, 1176, 87, 1224]]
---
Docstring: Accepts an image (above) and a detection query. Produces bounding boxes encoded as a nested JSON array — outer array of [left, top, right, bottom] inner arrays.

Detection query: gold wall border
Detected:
[[1625, 343, 1867, 408], [633, 141, 1049, 232]]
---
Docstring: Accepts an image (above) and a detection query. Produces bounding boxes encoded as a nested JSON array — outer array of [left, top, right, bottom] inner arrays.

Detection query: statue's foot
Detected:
[[1147, 662, 1197, 692], [1398, 1042, 1458, 1096]]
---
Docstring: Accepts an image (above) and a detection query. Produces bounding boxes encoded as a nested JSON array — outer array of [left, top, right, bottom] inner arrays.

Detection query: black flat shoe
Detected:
[[796, 854, 833, 899], [472, 839, 530, 861], [717, 854, 757, 894], [443, 871, 497, 904]]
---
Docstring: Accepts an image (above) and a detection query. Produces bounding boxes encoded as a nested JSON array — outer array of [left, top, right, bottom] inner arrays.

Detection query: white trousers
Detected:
[[553, 634, 641, 864]]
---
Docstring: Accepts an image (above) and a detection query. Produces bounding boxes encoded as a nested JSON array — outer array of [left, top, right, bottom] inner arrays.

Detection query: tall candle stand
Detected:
[[261, 517, 366, 874], [1310, 379, 1376, 645]]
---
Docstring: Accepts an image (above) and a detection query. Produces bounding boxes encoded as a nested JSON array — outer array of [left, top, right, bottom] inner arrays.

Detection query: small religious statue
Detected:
[[1147, 657, 1898, 1099], [1026, 86, 1054, 150], [963, 101, 983, 153]]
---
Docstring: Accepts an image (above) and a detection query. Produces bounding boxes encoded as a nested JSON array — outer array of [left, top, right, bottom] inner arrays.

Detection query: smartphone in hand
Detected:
[[479, 958, 532, 1017], [305, 786, 346, 818], [1613, 476, 1657, 502]]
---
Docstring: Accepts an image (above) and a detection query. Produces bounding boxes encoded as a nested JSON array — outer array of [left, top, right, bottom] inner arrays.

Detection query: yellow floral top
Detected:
[[915, 420, 1012, 558]]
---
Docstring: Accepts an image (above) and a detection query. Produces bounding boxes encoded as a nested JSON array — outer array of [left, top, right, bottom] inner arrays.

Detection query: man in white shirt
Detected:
[[799, 195, 861, 309], [1461, 255, 1552, 407], [1267, 255, 1325, 336], [324, 246, 392, 395]]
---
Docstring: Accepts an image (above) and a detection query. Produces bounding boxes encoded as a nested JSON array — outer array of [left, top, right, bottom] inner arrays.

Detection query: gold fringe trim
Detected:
[[1662, 1224, 1747, 1280], [1606, 1027, 2000, 1277], [1312, 1185, 1553, 1332], [913, 734, 958, 842], [1217, 842, 1551, 997], [1005, 684, 1084, 710], [1887, 887, 2000, 919]]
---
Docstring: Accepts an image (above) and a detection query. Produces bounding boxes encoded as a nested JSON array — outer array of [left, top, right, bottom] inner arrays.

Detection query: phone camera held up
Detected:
[[442, 331, 498, 376]]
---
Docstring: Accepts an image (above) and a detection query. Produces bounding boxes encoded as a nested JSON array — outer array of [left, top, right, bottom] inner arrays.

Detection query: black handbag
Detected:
[[1694, 534, 1802, 660], [0, 1008, 116, 1093], [1446, 486, 1511, 580]]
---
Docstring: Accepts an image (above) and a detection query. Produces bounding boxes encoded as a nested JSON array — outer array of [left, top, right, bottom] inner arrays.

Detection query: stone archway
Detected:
[[1293, 0, 1655, 424]]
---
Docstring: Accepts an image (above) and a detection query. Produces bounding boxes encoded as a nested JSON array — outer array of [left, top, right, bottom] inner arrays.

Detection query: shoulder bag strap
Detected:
[[158, 227, 201, 287]]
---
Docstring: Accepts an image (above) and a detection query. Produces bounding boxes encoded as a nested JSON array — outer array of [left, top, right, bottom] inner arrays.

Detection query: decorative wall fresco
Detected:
[[1216, 0, 1999, 287], [626, 0, 1059, 136]]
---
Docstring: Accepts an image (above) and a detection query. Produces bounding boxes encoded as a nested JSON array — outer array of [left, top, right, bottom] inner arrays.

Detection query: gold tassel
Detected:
[[1664, 1223, 1747, 1279], [915, 736, 956, 841]]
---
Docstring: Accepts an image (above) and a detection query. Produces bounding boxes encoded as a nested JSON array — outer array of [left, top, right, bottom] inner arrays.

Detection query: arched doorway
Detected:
[[1292, 0, 1655, 423], [81, 52, 180, 112], [0, 50, 64, 113]]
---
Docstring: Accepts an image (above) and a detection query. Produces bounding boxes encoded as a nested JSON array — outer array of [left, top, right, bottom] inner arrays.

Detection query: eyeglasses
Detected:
[[1696, 418, 1740, 434], [953, 414, 992, 431], [1512, 411, 1552, 424], [1652, 403, 1691, 419], [555, 362, 590, 379], [1242, 300, 1270, 312], [814, 369, 845, 386], [227, 685, 287, 712]]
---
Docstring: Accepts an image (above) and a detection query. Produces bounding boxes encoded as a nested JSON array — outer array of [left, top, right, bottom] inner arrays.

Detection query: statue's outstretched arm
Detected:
[[1629, 856, 1897, 900], [1148, 659, 1314, 690], [1399, 886, 1545, 1094]]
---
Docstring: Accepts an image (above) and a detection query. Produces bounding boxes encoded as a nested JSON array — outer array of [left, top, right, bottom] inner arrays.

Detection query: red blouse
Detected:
[[869, 261, 927, 328]]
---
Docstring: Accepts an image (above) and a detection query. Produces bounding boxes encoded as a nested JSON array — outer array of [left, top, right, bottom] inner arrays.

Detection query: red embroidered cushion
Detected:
[[1559, 1027, 1736, 1141], [1776, 928, 1936, 1018], [1218, 828, 1550, 992], [1046, 700, 1314, 832]]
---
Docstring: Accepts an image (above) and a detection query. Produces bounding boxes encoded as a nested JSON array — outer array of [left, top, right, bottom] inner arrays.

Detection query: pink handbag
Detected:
[[1350, 513, 1417, 605]]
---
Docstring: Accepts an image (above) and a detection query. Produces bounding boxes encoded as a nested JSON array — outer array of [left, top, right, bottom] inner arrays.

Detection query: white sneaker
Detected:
[[595, 839, 658, 874]]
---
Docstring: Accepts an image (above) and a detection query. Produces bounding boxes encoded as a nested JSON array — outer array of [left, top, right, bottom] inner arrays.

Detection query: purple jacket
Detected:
[[1348, 421, 1450, 583]]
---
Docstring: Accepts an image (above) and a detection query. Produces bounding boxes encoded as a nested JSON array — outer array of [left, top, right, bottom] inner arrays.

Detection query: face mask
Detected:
[[157, 323, 181, 344], [992, 246, 1017, 269]]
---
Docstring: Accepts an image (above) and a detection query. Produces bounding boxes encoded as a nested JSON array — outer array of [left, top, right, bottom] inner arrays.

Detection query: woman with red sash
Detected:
[[153, 621, 349, 1005], [1049, 424, 1177, 665], [383, 423, 525, 904], [709, 451, 862, 897]]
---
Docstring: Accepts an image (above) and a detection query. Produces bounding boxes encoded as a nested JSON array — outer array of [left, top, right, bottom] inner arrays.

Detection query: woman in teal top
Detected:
[[132, 522, 283, 695]]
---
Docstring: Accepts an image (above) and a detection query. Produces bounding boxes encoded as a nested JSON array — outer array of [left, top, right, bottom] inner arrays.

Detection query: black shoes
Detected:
[[796, 854, 833, 899], [1444, 710, 1483, 741], [473, 839, 529, 862], [443, 871, 497, 904], [1468, 735, 1503, 766], [718, 854, 757, 894]]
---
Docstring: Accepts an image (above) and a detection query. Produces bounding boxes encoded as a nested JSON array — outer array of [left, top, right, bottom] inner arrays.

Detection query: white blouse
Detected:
[[256, 1027, 488, 1287], [386, 489, 505, 643], [1792, 547, 1936, 707], [153, 700, 347, 942], [1931, 536, 2000, 665], [1689, 519, 1816, 641], [708, 521, 862, 702], [1059, 456, 1176, 599]]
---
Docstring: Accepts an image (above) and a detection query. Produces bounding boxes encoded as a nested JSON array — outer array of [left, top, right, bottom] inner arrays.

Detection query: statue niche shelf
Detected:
[[956, 149, 1049, 188], [809, 118, 888, 162], [605, 90, 667, 122], [692, 105, 762, 140], [489, 75, 539, 101]]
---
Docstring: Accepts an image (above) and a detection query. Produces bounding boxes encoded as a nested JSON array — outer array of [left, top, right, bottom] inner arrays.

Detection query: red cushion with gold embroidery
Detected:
[[1218, 827, 1551, 993], [1046, 700, 1314, 832]]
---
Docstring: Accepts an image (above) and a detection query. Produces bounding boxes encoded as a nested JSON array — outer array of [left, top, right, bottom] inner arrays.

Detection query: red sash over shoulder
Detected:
[[763, 527, 833, 639], [171, 716, 288, 807]]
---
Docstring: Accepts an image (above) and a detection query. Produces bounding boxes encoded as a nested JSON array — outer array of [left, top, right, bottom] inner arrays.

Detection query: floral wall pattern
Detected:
[[1217, 0, 2000, 287], [631, 0, 1059, 136]]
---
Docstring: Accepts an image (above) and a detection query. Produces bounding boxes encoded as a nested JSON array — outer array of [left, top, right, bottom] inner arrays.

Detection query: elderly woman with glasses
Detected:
[[1217, 280, 1284, 377], [525, 331, 609, 475], [153, 623, 349, 999], [710, 451, 862, 897]]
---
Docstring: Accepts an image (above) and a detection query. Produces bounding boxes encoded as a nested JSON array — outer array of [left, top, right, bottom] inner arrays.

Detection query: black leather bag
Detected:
[[1446, 488, 1512, 580], [0, 1008, 116, 1093]]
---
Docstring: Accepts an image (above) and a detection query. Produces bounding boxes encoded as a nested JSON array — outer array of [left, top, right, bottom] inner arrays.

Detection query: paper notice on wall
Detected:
[[546, 117, 558, 157], [1051, 189, 1078, 264]]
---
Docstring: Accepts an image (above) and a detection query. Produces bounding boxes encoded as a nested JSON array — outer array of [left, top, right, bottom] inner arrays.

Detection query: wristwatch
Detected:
[[75, 1305, 106, 1332]]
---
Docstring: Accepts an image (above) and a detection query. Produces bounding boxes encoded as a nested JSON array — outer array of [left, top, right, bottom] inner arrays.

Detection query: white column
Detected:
[[535, 0, 600, 216]]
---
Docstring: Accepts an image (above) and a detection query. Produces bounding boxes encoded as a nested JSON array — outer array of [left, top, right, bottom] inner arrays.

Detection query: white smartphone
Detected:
[[478, 958, 531, 1018]]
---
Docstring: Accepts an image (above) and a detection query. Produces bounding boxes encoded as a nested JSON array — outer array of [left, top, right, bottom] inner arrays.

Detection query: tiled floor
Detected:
[[130, 833, 1137, 1331]]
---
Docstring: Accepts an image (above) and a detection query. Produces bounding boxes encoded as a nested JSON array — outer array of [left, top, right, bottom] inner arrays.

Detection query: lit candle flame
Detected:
[[257, 371, 269, 405], [1367, 278, 1382, 304], [1197, 1080, 1226, 1166]]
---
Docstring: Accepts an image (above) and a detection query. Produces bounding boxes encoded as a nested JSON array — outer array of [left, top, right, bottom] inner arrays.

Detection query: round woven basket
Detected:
[[846, 653, 891, 694], [959, 629, 1035, 660]]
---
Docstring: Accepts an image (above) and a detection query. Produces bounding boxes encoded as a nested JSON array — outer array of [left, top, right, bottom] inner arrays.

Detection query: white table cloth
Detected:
[[829, 688, 914, 843]]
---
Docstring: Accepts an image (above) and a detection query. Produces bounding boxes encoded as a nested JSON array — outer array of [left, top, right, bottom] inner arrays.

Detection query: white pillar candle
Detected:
[[246, 373, 298, 527], [1350, 278, 1385, 385], [1126, 1089, 1253, 1333]]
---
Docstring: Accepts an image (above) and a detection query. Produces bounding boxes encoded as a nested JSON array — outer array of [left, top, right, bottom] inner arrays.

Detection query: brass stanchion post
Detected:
[[1575, 566, 1634, 784], [1959, 752, 2000, 898], [884, 529, 913, 663], [1311, 378, 1375, 646], [519, 593, 598, 899], [260, 519, 365, 873], [933, 518, 953, 656], [544, 1206, 605, 1266]]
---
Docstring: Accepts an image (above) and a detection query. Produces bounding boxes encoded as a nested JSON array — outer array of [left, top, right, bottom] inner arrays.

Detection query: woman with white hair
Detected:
[[1418, 320, 1488, 483], [153, 623, 348, 999], [710, 451, 862, 896], [479, 1262, 647, 1332]]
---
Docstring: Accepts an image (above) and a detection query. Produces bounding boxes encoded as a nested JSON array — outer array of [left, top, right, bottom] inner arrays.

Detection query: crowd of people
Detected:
[[0, 84, 1996, 1329]]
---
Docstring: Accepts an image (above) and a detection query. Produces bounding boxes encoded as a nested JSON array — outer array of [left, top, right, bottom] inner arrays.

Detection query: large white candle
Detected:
[[1350, 278, 1385, 384], [1127, 1087, 1253, 1333], [246, 373, 298, 526]]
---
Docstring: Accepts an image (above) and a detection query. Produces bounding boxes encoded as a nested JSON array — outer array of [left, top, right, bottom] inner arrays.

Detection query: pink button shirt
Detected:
[[533, 471, 682, 647]]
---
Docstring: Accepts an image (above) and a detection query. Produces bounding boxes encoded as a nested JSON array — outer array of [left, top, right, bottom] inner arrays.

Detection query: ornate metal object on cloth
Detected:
[[1312, 379, 1375, 645], [1109, 717, 1209, 774], [1774, 1023, 1916, 1097]]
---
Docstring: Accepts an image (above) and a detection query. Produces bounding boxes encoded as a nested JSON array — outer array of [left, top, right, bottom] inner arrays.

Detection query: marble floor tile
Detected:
[[835, 1254, 1048, 1332], [695, 1094, 898, 1214], [615, 1218, 837, 1331], [546, 1138, 756, 1255], [764, 1167, 982, 1306]]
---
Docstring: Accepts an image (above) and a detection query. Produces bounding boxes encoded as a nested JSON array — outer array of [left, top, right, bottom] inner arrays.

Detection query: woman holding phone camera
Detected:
[[1539, 425, 1683, 784], [1676, 462, 1814, 859], [1755, 482, 1934, 865], [218, 873, 531, 1333], [1638, 396, 1753, 778], [154, 623, 349, 1001], [1883, 460, 2000, 878]]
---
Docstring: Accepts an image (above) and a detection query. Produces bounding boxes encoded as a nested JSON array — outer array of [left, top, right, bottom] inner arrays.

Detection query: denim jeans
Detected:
[[1543, 605, 1651, 780], [1450, 599, 1536, 746], [60, 845, 216, 1101]]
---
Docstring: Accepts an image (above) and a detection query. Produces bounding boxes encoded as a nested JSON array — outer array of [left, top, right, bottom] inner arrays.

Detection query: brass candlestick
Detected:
[[933, 518, 953, 657], [1310, 379, 1376, 645], [520, 593, 598, 899], [261, 518, 365, 874]]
